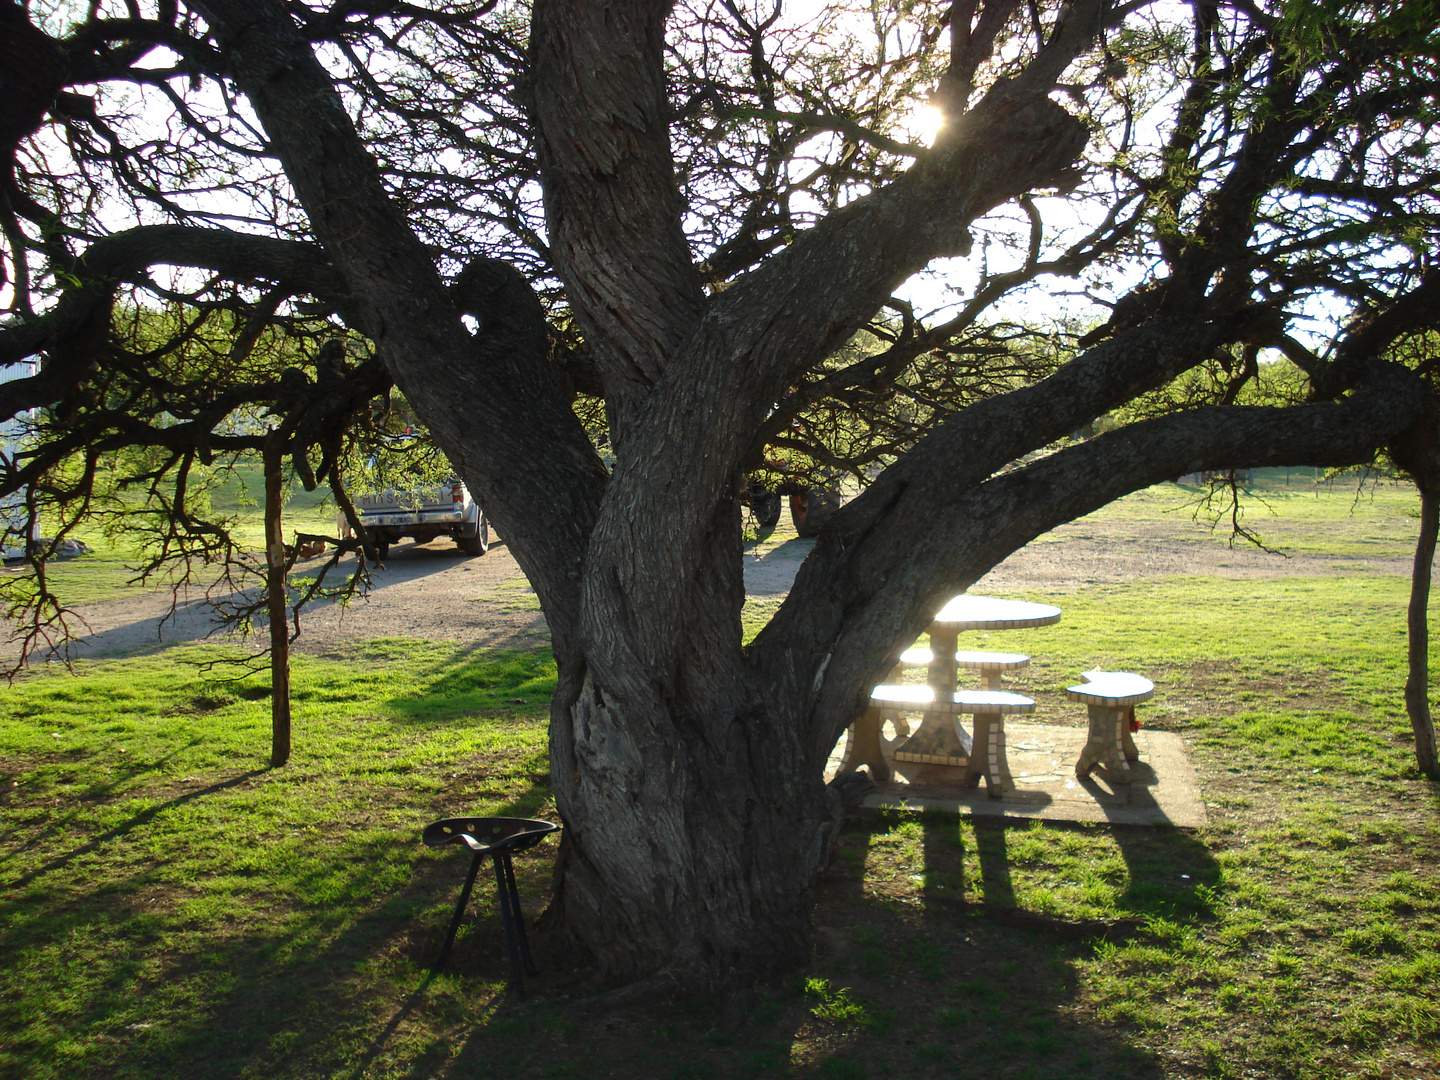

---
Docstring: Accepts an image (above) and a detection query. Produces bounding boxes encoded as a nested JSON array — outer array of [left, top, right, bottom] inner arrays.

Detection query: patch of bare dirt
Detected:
[[3, 537, 546, 664], [742, 517, 1410, 598], [974, 518, 1411, 593], [6, 516, 1412, 665]]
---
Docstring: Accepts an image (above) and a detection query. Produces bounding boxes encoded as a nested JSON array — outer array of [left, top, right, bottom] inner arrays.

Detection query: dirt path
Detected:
[[5, 517, 1413, 664], [979, 518, 1413, 591], [746, 516, 1412, 595], [4, 539, 546, 664]]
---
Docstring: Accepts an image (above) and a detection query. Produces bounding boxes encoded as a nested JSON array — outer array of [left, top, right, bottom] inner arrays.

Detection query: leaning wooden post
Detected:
[[1404, 479, 1439, 779], [263, 436, 292, 768]]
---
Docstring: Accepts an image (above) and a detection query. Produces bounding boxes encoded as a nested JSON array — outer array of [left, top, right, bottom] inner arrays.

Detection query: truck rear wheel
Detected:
[[364, 529, 389, 560], [457, 512, 490, 556], [746, 483, 783, 529]]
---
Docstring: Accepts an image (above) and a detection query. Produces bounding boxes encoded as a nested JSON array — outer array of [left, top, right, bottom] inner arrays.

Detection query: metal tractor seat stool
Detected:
[[422, 816, 560, 995]]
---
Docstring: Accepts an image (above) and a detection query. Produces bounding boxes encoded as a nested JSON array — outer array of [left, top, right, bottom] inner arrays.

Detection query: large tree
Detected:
[[3, 0, 1438, 992]]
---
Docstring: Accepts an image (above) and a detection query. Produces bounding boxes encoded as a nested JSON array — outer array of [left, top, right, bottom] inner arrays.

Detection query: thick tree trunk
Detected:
[[548, 670, 831, 987], [547, 494, 835, 987], [542, 371, 1429, 989], [183, 0, 1440, 996], [1405, 482, 1440, 778]]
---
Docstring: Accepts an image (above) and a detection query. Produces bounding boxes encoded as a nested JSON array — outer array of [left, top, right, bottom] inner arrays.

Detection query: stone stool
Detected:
[[1068, 670, 1154, 783]]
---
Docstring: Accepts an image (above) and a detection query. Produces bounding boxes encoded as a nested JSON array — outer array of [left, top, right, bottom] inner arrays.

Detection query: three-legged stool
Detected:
[[422, 816, 560, 995]]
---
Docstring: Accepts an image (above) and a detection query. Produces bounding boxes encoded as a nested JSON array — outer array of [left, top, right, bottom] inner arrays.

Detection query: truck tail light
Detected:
[[452, 484, 463, 504]]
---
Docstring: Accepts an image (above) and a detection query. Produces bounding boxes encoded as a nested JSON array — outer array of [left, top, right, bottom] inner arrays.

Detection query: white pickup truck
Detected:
[[352, 479, 489, 559]]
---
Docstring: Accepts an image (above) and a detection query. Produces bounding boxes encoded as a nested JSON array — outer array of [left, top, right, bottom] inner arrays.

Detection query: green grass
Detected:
[[12, 499, 334, 607], [4, 579, 1437, 1078], [6, 531, 157, 605], [1, 641, 555, 1080], [742, 593, 786, 643], [2, 473, 1439, 1079], [5, 460, 341, 608], [1052, 467, 1424, 559], [826, 565, 1440, 1079], [205, 460, 336, 518], [488, 578, 544, 612]]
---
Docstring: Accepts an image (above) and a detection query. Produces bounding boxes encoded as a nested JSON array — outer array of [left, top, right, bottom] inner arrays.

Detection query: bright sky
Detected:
[[768, 0, 1166, 329]]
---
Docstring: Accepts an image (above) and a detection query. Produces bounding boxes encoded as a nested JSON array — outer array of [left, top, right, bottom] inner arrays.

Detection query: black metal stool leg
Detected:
[[498, 848, 538, 975], [435, 849, 485, 970], [492, 852, 527, 996], [423, 817, 558, 989]]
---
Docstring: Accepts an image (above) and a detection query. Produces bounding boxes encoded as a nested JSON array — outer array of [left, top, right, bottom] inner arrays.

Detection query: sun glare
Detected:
[[900, 103, 945, 147]]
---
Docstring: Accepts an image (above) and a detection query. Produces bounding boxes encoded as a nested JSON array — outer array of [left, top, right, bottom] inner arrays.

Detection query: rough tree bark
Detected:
[[525, 0, 1106, 988]]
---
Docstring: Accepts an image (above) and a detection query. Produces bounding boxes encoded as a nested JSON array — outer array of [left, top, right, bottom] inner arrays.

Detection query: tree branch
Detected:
[[785, 363, 1430, 766], [189, 0, 607, 649], [528, 0, 707, 444], [0, 225, 342, 418]]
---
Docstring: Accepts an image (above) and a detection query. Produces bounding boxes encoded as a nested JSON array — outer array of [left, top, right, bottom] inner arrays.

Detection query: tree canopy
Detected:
[[3, 0, 1439, 993]]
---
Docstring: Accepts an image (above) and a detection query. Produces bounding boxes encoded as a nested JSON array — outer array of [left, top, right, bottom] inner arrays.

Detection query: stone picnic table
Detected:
[[842, 594, 1061, 794]]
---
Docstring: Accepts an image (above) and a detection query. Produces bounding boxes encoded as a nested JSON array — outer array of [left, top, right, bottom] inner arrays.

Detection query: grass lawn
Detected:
[[1036, 466, 1424, 560], [2, 472, 1439, 1080], [7, 456, 338, 600]]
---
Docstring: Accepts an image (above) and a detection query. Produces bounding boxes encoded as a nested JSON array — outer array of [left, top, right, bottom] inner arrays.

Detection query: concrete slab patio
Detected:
[[828, 722, 1206, 828]]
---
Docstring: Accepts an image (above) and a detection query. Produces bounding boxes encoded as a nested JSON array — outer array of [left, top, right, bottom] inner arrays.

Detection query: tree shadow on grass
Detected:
[[0, 756, 559, 1080], [0, 685, 1218, 1080], [723, 807, 1226, 1080], [384, 643, 558, 725], [2, 757, 262, 890], [428, 810, 1216, 1080], [0, 635, 588, 1076], [7, 806, 1204, 1080]]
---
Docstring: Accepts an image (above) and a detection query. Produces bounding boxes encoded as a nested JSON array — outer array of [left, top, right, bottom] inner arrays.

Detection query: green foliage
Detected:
[[1119, 355, 1312, 421], [803, 978, 872, 1026]]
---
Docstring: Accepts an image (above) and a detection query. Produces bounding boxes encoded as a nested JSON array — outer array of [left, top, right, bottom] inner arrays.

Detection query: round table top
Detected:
[[1067, 670, 1154, 706], [931, 594, 1061, 630]]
